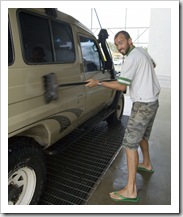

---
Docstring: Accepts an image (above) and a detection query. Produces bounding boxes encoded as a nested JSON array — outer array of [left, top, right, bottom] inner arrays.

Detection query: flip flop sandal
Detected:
[[110, 192, 140, 203], [137, 166, 154, 173]]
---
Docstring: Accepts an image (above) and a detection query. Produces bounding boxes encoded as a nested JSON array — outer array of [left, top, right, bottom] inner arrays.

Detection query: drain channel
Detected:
[[38, 116, 128, 205]]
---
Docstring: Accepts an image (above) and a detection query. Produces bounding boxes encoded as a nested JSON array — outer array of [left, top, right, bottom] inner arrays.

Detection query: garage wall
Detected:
[[148, 9, 171, 77]]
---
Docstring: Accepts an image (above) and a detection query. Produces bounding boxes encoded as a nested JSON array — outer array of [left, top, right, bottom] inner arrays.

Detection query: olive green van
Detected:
[[8, 8, 124, 205]]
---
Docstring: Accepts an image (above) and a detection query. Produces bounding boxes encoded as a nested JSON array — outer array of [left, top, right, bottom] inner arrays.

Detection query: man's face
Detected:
[[114, 34, 132, 55]]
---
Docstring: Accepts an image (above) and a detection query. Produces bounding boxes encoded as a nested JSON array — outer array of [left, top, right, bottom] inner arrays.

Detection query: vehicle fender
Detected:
[[17, 115, 72, 147]]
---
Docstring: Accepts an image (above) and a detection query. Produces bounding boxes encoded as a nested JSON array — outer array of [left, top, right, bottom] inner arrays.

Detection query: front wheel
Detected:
[[8, 137, 47, 205], [107, 93, 124, 125]]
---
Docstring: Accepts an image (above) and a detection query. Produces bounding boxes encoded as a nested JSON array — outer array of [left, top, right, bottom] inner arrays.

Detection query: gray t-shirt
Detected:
[[117, 47, 161, 102]]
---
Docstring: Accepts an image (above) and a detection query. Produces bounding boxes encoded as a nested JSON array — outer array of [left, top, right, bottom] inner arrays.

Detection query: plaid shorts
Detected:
[[122, 100, 159, 150]]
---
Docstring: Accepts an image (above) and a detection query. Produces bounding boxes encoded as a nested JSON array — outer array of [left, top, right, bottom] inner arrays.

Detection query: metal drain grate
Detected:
[[38, 115, 129, 205]]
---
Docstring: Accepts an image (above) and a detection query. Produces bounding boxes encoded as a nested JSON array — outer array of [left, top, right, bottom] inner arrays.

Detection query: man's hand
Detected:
[[85, 79, 99, 87]]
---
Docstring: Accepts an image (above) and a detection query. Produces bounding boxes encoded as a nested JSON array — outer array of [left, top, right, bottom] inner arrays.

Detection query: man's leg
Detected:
[[138, 100, 159, 171], [110, 147, 138, 199], [139, 138, 153, 170]]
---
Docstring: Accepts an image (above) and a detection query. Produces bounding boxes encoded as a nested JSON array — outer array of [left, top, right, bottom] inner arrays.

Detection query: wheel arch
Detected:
[[9, 118, 64, 148], [17, 124, 50, 147]]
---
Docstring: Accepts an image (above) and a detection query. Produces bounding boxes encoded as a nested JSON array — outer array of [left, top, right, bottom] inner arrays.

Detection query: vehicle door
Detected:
[[79, 35, 115, 115]]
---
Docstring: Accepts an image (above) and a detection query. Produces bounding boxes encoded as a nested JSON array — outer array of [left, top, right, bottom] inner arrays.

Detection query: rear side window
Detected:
[[51, 21, 75, 63], [19, 12, 53, 63], [8, 23, 13, 65], [19, 11, 75, 64]]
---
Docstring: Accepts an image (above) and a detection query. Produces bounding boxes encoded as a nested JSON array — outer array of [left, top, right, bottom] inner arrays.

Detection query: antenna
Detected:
[[94, 8, 102, 29]]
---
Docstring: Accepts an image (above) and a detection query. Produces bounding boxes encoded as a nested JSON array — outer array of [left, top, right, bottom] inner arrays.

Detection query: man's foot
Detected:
[[110, 187, 137, 200], [110, 191, 140, 202], [137, 163, 154, 173]]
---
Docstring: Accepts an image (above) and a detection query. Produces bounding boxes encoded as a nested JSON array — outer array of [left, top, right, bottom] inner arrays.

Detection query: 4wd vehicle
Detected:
[[8, 8, 124, 205]]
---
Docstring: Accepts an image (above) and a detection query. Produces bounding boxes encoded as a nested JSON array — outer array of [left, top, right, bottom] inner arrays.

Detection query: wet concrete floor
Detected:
[[86, 76, 172, 206]]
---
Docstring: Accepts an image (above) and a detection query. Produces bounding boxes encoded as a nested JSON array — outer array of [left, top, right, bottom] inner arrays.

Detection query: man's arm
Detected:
[[85, 79, 127, 92]]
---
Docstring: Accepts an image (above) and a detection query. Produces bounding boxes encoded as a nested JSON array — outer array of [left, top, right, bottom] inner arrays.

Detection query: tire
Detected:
[[107, 92, 124, 125], [8, 137, 47, 205]]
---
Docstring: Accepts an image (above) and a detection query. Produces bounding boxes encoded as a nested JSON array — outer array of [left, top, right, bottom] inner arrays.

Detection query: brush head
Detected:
[[43, 73, 58, 103]]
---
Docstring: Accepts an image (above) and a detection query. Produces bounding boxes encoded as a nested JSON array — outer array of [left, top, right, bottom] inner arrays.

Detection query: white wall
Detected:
[[148, 9, 171, 77]]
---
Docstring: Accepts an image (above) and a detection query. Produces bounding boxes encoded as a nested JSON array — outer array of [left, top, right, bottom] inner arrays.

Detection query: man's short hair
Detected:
[[114, 31, 131, 40]]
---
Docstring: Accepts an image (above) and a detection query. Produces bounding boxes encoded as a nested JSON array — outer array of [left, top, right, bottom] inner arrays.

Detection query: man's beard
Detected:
[[120, 45, 130, 55]]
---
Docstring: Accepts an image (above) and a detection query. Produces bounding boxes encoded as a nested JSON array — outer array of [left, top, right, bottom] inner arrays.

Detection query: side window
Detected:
[[19, 12, 53, 63], [79, 36, 103, 72], [8, 23, 13, 65], [51, 21, 75, 63]]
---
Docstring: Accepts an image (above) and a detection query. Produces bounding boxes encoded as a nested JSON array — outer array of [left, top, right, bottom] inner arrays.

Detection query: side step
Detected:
[[44, 106, 115, 155]]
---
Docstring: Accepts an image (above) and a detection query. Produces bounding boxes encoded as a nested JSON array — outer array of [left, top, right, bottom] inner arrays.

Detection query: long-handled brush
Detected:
[[43, 72, 116, 103]]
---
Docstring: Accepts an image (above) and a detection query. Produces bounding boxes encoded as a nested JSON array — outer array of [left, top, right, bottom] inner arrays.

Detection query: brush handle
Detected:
[[58, 81, 89, 87], [58, 79, 117, 87]]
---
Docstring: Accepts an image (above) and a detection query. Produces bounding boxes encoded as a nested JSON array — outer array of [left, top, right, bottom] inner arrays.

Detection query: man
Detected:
[[85, 30, 160, 202]]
